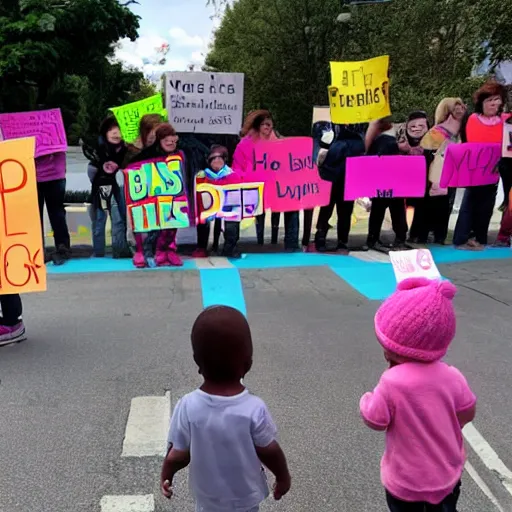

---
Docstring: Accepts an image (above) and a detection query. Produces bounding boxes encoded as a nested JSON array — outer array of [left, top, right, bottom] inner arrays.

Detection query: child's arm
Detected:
[[160, 398, 191, 499], [160, 444, 191, 498], [359, 382, 391, 431], [457, 404, 476, 428], [255, 441, 291, 499], [451, 366, 477, 428], [251, 403, 291, 500]]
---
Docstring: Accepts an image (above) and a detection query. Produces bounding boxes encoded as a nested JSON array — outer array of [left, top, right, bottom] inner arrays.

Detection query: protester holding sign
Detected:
[[83, 117, 131, 258], [194, 145, 241, 258], [453, 81, 508, 250], [365, 119, 408, 250], [232, 111, 291, 247]]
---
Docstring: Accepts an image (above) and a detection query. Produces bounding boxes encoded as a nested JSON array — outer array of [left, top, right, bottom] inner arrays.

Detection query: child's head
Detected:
[[191, 305, 253, 384], [208, 145, 228, 171], [374, 277, 457, 363], [139, 114, 164, 147], [155, 123, 178, 154], [100, 117, 122, 145]]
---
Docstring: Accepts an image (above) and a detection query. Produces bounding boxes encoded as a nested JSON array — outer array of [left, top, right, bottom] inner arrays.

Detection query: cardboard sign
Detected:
[[196, 179, 264, 223], [390, 249, 441, 283], [0, 138, 46, 294], [328, 56, 391, 124], [165, 71, 244, 135], [502, 123, 512, 158], [123, 155, 190, 233], [439, 143, 501, 188], [248, 137, 332, 212], [0, 109, 67, 158], [344, 155, 426, 200], [110, 94, 166, 144]]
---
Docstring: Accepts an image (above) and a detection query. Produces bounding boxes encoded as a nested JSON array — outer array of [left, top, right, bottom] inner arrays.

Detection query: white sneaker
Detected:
[[0, 322, 27, 347]]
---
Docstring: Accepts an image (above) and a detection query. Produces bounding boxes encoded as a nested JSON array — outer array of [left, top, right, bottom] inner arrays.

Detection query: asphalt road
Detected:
[[1, 258, 511, 511]]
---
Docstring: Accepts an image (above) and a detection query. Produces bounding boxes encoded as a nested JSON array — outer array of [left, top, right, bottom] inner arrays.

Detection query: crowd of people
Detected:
[[160, 277, 475, 512]]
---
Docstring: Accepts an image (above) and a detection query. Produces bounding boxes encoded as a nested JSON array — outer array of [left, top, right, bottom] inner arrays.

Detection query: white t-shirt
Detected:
[[167, 389, 277, 512]]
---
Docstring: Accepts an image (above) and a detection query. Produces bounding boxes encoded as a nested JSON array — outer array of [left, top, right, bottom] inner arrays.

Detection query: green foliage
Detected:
[[0, 0, 151, 142], [206, 0, 511, 135]]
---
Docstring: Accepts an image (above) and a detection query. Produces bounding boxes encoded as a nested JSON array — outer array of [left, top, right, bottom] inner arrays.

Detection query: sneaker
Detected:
[[51, 244, 71, 266], [0, 322, 27, 347], [456, 242, 484, 251], [223, 249, 242, 259], [492, 239, 510, 248], [192, 248, 208, 258], [336, 243, 349, 254], [167, 251, 183, 267]]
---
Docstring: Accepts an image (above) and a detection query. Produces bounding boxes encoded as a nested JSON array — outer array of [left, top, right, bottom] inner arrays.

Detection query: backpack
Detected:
[[318, 134, 365, 182]]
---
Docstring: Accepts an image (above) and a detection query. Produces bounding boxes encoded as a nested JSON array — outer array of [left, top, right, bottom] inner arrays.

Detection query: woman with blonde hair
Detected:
[[408, 98, 466, 245]]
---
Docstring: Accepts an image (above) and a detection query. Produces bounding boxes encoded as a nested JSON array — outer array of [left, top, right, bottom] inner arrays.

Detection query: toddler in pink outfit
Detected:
[[360, 277, 477, 512]]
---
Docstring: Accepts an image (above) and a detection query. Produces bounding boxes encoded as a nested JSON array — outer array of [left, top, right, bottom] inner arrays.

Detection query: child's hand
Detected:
[[161, 479, 172, 499], [273, 474, 291, 500]]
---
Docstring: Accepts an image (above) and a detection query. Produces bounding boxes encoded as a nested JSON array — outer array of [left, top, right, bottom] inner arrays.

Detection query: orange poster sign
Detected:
[[0, 137, 46, 294]]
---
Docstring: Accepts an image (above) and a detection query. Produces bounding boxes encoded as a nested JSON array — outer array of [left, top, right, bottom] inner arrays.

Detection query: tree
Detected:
[[205, 0, 511, 136], [0, 0, 148, 142]]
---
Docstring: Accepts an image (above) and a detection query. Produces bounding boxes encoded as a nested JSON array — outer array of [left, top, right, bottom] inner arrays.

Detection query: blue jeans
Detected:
[[37, 179, 70, 249], [89, 194, 129, 257]]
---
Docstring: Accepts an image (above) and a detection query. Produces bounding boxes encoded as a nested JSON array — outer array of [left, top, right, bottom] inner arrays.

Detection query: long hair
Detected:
[[434, 98, 464, 125], [240, 109, 273, 137], [155, 123, 177, 141], [139, 113, 164, 147]]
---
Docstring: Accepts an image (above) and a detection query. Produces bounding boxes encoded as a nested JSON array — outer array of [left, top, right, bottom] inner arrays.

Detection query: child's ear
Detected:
[[193, 354, 203, 374]]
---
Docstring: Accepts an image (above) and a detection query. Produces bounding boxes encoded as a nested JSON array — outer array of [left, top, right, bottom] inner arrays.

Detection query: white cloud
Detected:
[[168, 27, 205, 48]]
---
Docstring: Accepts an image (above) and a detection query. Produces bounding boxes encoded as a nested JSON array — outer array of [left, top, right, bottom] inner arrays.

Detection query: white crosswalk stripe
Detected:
[[100, 495, 154, 512]]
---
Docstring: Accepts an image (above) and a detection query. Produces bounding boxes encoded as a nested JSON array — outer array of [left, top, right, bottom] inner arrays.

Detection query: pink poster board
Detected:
[[248, 137, 331, 212], [344, 155, 426, 201], [440, 143, 501, 188], [0, 109, 67, 158]]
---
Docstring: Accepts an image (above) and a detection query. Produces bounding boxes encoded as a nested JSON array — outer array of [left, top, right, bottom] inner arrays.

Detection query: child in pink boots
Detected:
[[360, 277, 476, 512]]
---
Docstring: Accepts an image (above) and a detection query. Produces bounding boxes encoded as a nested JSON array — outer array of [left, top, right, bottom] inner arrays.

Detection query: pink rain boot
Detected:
[[155, 232, 169, 266], [165, 229, 183, 267], [133, 234, 146, 268]]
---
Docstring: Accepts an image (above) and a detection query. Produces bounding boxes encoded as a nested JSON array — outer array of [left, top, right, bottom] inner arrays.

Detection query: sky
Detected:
[[114, 0, 222, 79]]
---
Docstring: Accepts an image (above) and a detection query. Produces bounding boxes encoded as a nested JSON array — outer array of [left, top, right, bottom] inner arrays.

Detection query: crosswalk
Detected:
[[100, 392, 512, 512]]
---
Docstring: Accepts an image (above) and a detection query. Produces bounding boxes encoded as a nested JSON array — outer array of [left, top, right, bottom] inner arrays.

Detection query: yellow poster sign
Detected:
[[328, 55, 391, 124], [0, 138, 46, 294], [110, 94, 167, 144]]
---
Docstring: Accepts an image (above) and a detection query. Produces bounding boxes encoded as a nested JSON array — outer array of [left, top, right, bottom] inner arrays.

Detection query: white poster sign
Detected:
[[165, 71, 244, 135], [502, 122, 512, 158], [389, 249, 441, 283]]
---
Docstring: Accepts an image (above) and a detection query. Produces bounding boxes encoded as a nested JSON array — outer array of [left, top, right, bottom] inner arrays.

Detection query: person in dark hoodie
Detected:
[[84, 117, 131, 258], [313, 124, 366, 252], [365, 118, 408, 250]]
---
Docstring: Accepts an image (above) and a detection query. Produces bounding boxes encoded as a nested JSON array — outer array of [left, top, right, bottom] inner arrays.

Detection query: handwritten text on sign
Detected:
[[124, 155, 190, 233], [110, 94, 166, 144], [439, 143, 501, 188], [165, 71, 244, 135], [344, 155, 426, 201], [0, 138, 46, 294], [251, 137, 332, 212], [196, 180, 264, 223], [328, 56, 390, 124], [0, 109, 67, 158]]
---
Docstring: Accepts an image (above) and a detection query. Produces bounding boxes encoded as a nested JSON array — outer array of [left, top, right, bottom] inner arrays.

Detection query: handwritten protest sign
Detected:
[[165, 71, 244, 135], [0, 109, 67, 158], [344, 155, 426, 201], [502, 123, 512, 158], [328, 56, 390, 124], [390, 249, 441, 283], [123, 154, 190, 233], [439, 143, 501, 188], [0, 138, 46, 294], [196, 179, 264, 223], [110, 94, 166, 144], [249, 137, 332, 212]]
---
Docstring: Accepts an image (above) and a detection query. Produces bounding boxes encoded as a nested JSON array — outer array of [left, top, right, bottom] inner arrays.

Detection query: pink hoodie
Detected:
[[360, 361, 476, 504], [232, 132, 278, 174]]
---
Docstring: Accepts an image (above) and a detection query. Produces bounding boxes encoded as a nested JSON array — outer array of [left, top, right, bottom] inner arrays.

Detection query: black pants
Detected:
[[255, 212, 299, 249], [453, 185, 497, 246], [410, 190, 454, 244], [302, 209, 314, 247], [500, 158, 512, 206], [221, 221, 240, 255], [368, 198, 407, 245], [386, 481, 461, 512], [0, 294, 22, 327], [37, 179, 70, 249], [197, 219, 222, 250], [316, 179, 354, 246]]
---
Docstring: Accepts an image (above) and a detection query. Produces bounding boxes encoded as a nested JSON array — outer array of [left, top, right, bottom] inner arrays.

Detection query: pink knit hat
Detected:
[[374, 277, 457, 362]]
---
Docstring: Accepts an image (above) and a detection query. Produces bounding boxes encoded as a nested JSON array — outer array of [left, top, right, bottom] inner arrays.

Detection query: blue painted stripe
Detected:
[[199, 268, 247, 316]]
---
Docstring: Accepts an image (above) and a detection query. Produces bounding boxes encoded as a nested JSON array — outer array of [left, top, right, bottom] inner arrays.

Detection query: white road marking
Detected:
[[100, 495, 154, 512], [465, 462, 505, 512], [194, 258, 214, 269], [464, 423, 512, 496], [121, 392, 170, 457], [349, 250, 390, 263]]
